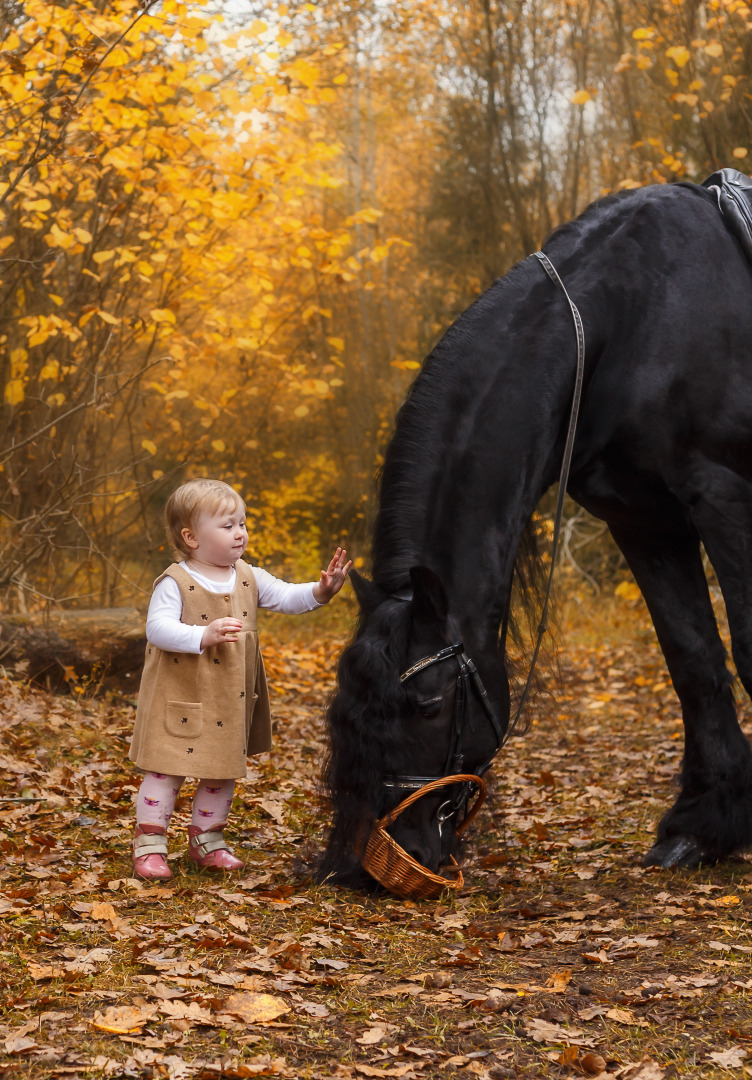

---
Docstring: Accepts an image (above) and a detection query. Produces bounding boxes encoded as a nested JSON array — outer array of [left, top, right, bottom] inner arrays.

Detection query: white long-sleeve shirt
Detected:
[[145, 561, 321, 654]]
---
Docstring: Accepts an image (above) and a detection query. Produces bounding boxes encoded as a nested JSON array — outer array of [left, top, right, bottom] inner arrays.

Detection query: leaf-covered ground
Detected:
[[1, 601, 751, 1079]]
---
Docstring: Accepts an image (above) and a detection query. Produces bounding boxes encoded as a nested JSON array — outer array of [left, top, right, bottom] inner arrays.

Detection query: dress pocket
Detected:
[[165, 701, 203, 739]]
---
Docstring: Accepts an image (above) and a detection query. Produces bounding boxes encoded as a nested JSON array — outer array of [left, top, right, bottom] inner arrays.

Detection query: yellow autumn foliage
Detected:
[[0, 0, 396, 604], [2, 0, 752, 608]]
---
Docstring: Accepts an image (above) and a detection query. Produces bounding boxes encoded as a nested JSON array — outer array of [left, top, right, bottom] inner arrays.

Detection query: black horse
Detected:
[[321, 172, 752, 884]]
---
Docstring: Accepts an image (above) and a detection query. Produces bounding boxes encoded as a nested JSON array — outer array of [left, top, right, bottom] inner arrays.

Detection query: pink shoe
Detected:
[[187, 824, 243, 871], [133, 824, 172, 881]]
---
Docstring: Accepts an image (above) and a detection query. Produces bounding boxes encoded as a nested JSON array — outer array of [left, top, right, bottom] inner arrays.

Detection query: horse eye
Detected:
[[415, 695, 443, 719]]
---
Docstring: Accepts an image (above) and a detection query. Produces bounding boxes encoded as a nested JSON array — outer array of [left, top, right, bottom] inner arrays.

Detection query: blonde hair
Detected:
[[165, 479, 245, 558]]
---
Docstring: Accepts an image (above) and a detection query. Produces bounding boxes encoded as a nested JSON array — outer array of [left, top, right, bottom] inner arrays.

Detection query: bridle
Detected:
[[384, 640, 503, 835], [380, 250, 586, 843]]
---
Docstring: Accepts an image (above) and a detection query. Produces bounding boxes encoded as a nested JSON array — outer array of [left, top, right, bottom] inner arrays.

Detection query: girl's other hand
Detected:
[[313, 547, 353, 604], [201, 617, 243, 649]]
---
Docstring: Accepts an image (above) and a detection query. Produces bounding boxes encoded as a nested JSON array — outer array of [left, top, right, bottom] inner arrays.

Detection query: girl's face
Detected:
[[182, 500, 248, 569]]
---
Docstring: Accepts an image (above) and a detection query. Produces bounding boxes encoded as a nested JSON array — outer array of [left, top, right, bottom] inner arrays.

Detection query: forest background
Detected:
[[2, 0, 751, 613]]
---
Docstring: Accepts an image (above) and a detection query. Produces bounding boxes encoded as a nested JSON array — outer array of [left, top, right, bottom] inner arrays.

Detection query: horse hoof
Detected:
[[642, 835, 713, 868]]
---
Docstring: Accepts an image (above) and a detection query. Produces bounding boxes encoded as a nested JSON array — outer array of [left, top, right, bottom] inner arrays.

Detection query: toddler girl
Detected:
[[129, 477, 351, 880]]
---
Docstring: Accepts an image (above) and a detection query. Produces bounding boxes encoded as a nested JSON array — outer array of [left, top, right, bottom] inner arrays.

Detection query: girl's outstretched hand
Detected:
[[313, 547, 353, 604]]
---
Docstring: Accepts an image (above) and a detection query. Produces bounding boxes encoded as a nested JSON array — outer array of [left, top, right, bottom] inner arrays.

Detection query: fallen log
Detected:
[[0, 608, 146, 693]]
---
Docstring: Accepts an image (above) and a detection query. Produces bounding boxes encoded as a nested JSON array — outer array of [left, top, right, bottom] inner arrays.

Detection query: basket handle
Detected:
[[376, 773, 486, 835]]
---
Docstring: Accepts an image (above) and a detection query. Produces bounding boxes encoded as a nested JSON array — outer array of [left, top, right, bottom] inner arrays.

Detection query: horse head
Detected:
[[322, 564, 508, 884]]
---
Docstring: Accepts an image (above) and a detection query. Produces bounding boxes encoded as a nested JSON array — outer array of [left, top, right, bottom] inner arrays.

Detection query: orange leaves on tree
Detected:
[[665, 45, 691, 67], [1, 0, 401, 601]]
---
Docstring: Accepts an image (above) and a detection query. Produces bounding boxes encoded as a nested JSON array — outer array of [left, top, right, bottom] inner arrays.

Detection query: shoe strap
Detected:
[[134, 833, 168, 856], [190, 830, 229, 857]]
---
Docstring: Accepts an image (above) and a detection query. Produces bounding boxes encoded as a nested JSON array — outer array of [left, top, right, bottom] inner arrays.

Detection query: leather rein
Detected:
[[382, 251, 586, 836]]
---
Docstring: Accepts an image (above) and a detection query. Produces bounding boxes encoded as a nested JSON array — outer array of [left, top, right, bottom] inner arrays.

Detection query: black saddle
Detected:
[[702, 167, 752, 262]]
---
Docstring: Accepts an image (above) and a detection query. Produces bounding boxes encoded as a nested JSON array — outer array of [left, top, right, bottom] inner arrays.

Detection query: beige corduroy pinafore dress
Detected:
[[129, 561, 272, 779]]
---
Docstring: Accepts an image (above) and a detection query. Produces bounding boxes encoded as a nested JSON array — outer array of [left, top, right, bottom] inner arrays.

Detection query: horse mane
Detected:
[[320, 265, 551, 882], [319, 596, 412, 882], [371, 260, 548, 644], [371, 262, 534, 592]]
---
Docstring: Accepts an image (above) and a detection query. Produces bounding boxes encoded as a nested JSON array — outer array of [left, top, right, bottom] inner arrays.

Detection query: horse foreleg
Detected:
[[609, 523, 752, 867]]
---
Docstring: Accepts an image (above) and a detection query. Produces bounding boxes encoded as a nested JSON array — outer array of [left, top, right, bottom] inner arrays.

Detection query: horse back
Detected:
[[553, 179, 752, 499]]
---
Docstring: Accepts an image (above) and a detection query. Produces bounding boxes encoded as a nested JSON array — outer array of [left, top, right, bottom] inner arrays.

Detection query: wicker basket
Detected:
[[361, 774, 486, 900]]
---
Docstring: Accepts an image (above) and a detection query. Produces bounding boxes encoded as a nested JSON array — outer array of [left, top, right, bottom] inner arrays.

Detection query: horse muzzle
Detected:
[[360, 774, 486, 899]]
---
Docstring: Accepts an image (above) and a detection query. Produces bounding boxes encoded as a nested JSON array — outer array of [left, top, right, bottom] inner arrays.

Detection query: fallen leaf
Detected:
[[296, 1000, 331, 1018], [4, 1034, 38, 1054], [524, 1017, 593, 1046], [606, 1006, 647, 1026], [391, 1045, 435, 1057], [616, 936, 661, 949], [619, 1061, 666, 1079], [545, 969, 572, 991], [26, 961, 67, 980], [433, 912, 471, 931], [236, 874, 272, 891], [579, 1005, 608, 1021], [556, 1045, 580, 1069], [582, 949, 611, 964], [708, 1047, 748, 1068], [423, 971, 452, 989], [355, 1024, 389, 1045], [373, 981, 425, 998], [220, 992, 290, 1024], [580, 1051, 608, 1074], [144, 981, 187, 1000], [91, 1004, 159, 1034], [709, 940, 752, 954], [64, 947, 113, 974], [480, 990, 518, 1012], [90, 901, 120, 922], [217, 1054, 291, 1076], [159, 1000, 215, 1025], [353, 1066, 417, 1078], [496, 931, 517, 951], [255, 798, 286, 824]]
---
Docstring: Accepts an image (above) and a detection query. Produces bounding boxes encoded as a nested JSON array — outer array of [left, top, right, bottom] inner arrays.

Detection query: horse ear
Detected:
[[349, 568, 384, 614], [409, 565, 449, 625]]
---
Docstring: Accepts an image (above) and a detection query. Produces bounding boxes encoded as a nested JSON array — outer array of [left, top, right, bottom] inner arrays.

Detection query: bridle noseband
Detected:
[[384, 638, 503, 835]]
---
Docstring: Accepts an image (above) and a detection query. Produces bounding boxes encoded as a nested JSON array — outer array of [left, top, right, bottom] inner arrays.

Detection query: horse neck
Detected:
[[374, 259, 582, 648]]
